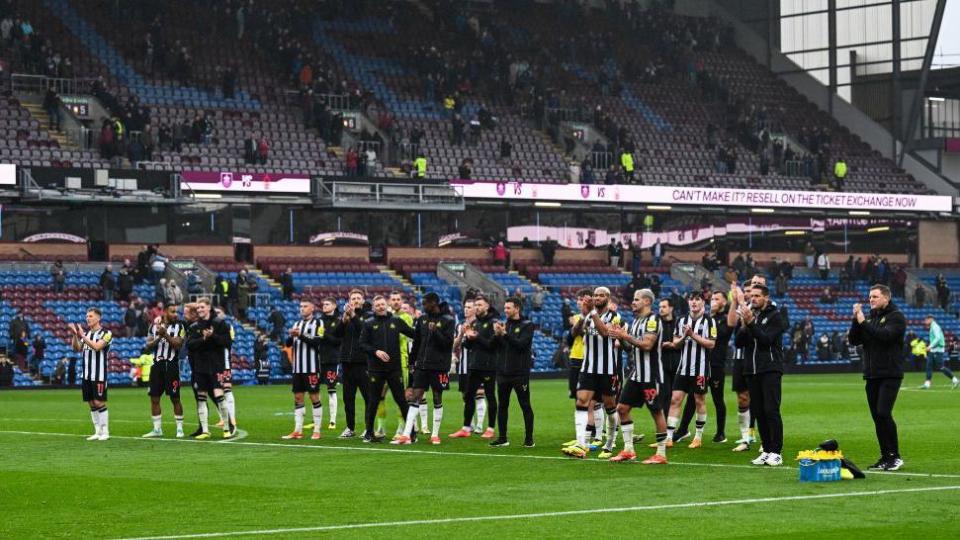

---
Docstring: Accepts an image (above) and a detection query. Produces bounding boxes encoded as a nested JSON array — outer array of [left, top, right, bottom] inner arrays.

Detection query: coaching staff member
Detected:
[[848, 284, 906, 472], [734, 284, 785, 467]]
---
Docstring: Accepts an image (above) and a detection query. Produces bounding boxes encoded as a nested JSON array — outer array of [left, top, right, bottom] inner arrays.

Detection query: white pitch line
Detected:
[[112, 484, 960, 540], [2, 430, 959, 479]]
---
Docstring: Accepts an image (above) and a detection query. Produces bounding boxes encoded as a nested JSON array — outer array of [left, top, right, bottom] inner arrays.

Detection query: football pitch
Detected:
[[1, 373, 959, 539]]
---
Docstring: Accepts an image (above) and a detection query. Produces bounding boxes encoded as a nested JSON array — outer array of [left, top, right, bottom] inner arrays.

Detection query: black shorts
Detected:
[[673, 374, 708, 395], [411, 369, 450, 392], [292, 373, 321, 394], [148, 361, 181, 398], [731, 359, 748, 393], [568, 361, 583, 398], [709, 365, 725, 390], [618, 380, 661, 411], [193, 371, 223, 393], [81, 380, 108, 402], [577, 372, 620, 397], [320, 364, 339, 388]]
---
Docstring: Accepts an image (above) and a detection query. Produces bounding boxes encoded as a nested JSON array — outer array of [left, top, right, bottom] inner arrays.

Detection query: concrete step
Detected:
[[378, 265, 419, 292]]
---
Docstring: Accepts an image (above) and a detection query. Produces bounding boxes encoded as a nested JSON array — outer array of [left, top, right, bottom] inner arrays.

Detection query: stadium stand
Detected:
[[0, 0, 933, 192]]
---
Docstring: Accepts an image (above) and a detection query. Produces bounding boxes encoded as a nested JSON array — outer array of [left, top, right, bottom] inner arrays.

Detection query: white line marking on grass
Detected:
[[2, 430, 960, 479], [112, 484, 960, 540], [0, 417, 152, 425]]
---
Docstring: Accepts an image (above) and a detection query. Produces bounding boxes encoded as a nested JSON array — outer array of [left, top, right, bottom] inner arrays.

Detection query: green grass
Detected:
[[1, 372, 959, 539]]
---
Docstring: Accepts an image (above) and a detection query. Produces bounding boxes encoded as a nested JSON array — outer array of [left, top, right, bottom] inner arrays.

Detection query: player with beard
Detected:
[[563, 287, 622, 459], [333, 289, 370, 438], [361, 296, 416, 443], [141, 304, 186, 439], [451, 298, 488, 436], [562, 289, 604, 449], [609, 289, 668, 463], [456, 295, 499, 439], [394, 293, 455, 445], [185, 298, 235, 439]]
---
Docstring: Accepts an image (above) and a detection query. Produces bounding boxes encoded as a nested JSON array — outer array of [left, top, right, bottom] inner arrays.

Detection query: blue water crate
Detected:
[[798, 458, 842, 482]]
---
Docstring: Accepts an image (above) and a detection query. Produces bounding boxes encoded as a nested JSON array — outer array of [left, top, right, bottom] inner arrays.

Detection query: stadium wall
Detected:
[[918, 220, 960, 266], [254, 246, 369, 260], [0, 242, 87, 259], [108, 243, 234, 261]]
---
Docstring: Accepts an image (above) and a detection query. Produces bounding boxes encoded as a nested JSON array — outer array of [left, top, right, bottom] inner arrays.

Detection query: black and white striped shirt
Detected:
[[674, 313, 716, 378], [628, 313, 663, 384], [149, 320, 185, 363], [456, 323, 470, 375], [581, 310, 622, 375], [222, 324, 236, 371], [81, 328, 112, 382], [292, 318, 322, 374]]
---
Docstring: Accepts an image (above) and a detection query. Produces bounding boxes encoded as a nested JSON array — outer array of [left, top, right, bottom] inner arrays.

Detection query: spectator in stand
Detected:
[[775, 272, 788, 298], [279, 267, 295, 300], [838, 266, 853, 292], [820, 287, 836, 304], [117, 267, 133, 302], [43, 87, 61, 131], [257, 135, 270, 164], [651, 239, 663, 267], [345, 147, 359, 176], [124, 302, 139, 338], [491, 241, 509, 269], [500, 138, 512, 158], [531, 287, 545, 312], [30, 334, 45, 376], [817, 251, 830, 280], [187, 271, 203, 295], [541, 237, 557, 266], [936, 274, 951, 311], [458, 158, 473, 180], [9, 310, 29, 345], [893, 266, 907, 298], [165, 280, 184, 306], [915, 283, 927, 308], [243, 132, 258, 164], [50, 260, 66, 293], [237, 271, 252, 319], [99, 264, 116, 302], [817, 333, 832, 361], [12, 330, 28, 371], [51, 357, 67, 386], [803, 241, 816, 269], [724, 267, 739, 286], [156, 278, 169, 304], [222, 66, 236, 99], [149, 250, 167, 284], [607, 238, 619, 267], [269, 305, 286, 342]]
